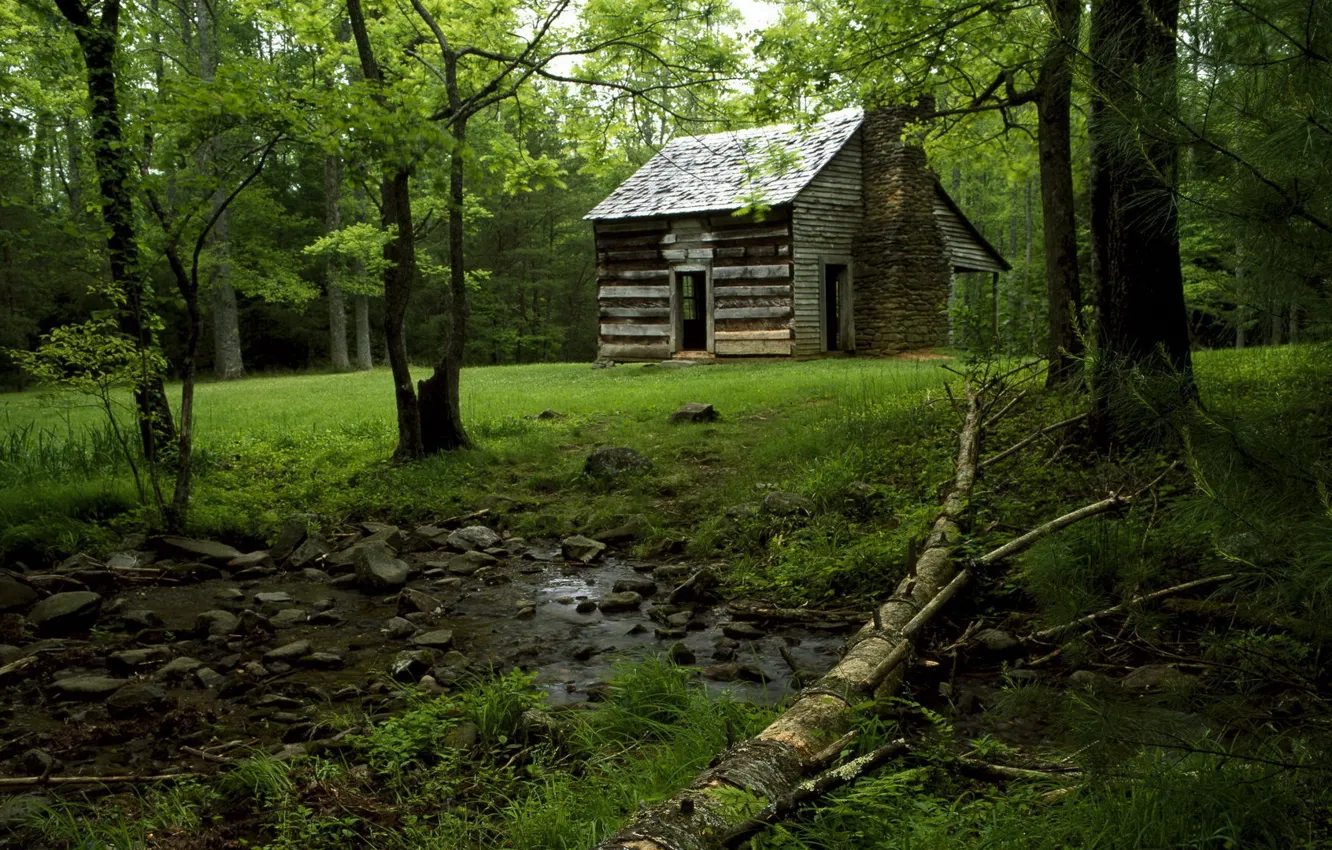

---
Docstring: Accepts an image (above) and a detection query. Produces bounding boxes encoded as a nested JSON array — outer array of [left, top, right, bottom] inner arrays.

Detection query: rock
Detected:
[[595, 516, 648, 543], [597, 591, 642, 613], [666, 612, 692, 628], [237, 609, 274, 635], [271, 609, 308, 628], [398, 588, 443, 616], [534, 409, 565, 420], [0, 645, 21, 666], [761, 491, 815, 517], [270, 514, 316, 561], [390, 649, 435, 682], [353, 542, 410, 590], [446, 525, 502, 552], [0, 575, 37, 612], [702, 663, 765, 683], [254, 592, 294, 606], [973, 628, 1019, 653], [613, 578, 657, 596], [443, 721, 480, 749], [448, 550, 499, 576], [385, 617, 417, 640], [158, 536, 242, 564], [654, 564, 691, 583], [109, 646, 170, 672], [572, 644, 601, 661], [52, 675, 128, 699], [308, 611, 343, 626], [215, 588, 245, 602], [515, 605, 537, 619], [1122, 664, 1198, 692], [21, 748, 57, 775], [713, 639, 739, 662], [667, 642, 696, 665], [584, 446, 652, 479], [228, 551, 273, 570], [721, 622, 765, 640], [575, 600, 598, 614], [194, 667, 225, 689], [194, 609, 240, 637], [327, 528, 407, 567], [410, 630, 454, 650], [302, 568, 332, 582], [240, 661, 269, 678], [289, 535, 332, 568], [655, 626, 686, 639], [166, 562, 224, 582], [845, 481, 877, 501], [0, 795, 51, 829], [561, 535, 607, 563], [670, 402, 719, 423], [1067, 669, 1114, 691], [264, 641, 312, 662], [119, 608, 163, 631], [27, 591, 102, 635], [155, 656, 202, 680], [302, 652, 345, 669]]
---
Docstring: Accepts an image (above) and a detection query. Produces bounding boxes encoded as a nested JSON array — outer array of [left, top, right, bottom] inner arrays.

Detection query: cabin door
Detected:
[[824, 263, 852, 351], [678, 271, 708, 351]]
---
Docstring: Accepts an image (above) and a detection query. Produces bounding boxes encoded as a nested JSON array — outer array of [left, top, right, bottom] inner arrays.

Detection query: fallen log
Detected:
[[1027, 573, 1236, 644], [0, 772, 203, 787]]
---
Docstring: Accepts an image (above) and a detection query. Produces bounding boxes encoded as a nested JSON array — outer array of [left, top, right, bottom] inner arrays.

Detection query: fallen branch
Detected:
[[982, 412, 1088, 469], [0, 772, 204, 787], [1028, 574, 1236, 643]]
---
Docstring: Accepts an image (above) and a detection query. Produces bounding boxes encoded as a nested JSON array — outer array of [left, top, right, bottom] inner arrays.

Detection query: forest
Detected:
[[0, 0, 1330, 845]]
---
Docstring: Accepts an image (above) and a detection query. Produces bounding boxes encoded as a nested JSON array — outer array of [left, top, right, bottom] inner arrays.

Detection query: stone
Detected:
[[973, 628, 1019, 653], [584, 447, 651, 479], [390, 649, 435, 682], [561, 535, 607, 563], [0, 575, 37, 612], [442, 721, 480, 749], [312, 598, 335, 612], [240, 661, 269, 678], [575, 600, 598, 614], [51, 675, 128, 698], [158, 536, 242, 563], [194, 609, 240, 637], [254, 591, 294, 606], [289, 535, 332, 567], [448, 550, 499, 576], [194, 667, 225, 689], [446, 525, 502, 552], [654, 564, 691, 583], [302, 652, 345, 669], [120, 608, 163, 631], [228, 551, 273, 570], [237, 609, 274, 635], [271, 609, 308, 628], [572, 644, 600, 661], [654, 627, 686, 639], [667, 642, 696, 665], [670, 402, 719, 423], [308, 611, 343, 626], [762, 491, 815, 517], [409, 630, 454, 650], [666, 612, 692, 628], [515, 605, 536, 619], [27, 591, 102, 635], [215, 588, 245, 602], [398, 588, 443, 616], [597, 591, 642, 613], [0, 645, 21, 666], [270, 514, 316, 561], [1122, 664, 1198, 692], [109, 646, 170, 672], [613, 578, 657, 596], [0, 795, 52, 829], [595, 516, 648, 543], [845, 481, 878, 501], [353, 542, 410, 590], [302, 568, 332, 581], [721, 622, 765, 640], [701, 663, 765, 683], [534, 409, 564, 420], [385, 617, 417, 640], [1067, 669, 1114, 691], [155, 656, 202, 680], [265, 641, 312, 662]]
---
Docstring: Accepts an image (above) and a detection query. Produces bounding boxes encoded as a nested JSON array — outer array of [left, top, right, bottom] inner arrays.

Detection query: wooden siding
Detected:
[[595, 209, 794, 360], [791, 130, 864, 355], [934, 197, 1006, 273]]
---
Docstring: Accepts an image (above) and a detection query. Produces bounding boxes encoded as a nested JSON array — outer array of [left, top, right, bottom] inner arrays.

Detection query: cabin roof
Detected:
[[585, 109, 865, 221], [933, 183, 1012, 273]]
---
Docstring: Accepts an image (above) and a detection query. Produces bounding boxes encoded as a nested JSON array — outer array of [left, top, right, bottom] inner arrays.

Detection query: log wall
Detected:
[[595, 209, 794, 360], [792, 130, 864, 355]]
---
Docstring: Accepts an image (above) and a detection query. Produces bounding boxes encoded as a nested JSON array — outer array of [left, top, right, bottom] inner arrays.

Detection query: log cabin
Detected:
[[585, 103, 1009, 361]]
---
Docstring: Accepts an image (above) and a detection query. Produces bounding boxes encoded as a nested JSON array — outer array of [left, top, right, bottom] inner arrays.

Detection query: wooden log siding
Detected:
[[791, 129, 864, 355], [933, 196, 1007, 273]]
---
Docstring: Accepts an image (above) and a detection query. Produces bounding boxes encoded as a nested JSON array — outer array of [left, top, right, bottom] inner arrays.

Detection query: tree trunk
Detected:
[[55, 0, 175, 462], [418, 109, 470, 452], [1089, 0, 1192, 426], [325, 155, 350, 371], [1037, 0, 1083, 385], [354, 293, 373, 369], [347, 0, 423, 460]]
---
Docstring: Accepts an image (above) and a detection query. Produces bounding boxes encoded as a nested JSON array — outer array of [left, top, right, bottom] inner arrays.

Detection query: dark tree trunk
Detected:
[[418, 115, 470, 452], [1089, 0, 1192, 422], [1037, 0, 1083, 385], [347, 0, 423, 460], [54, 0, 175, 461]]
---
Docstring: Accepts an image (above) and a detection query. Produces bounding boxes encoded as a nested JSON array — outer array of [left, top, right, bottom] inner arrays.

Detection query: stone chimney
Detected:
[[852, 98, 952, 354]]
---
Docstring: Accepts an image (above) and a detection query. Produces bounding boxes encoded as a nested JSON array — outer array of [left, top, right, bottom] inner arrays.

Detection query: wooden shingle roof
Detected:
[[585, 109, 865, 221]]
